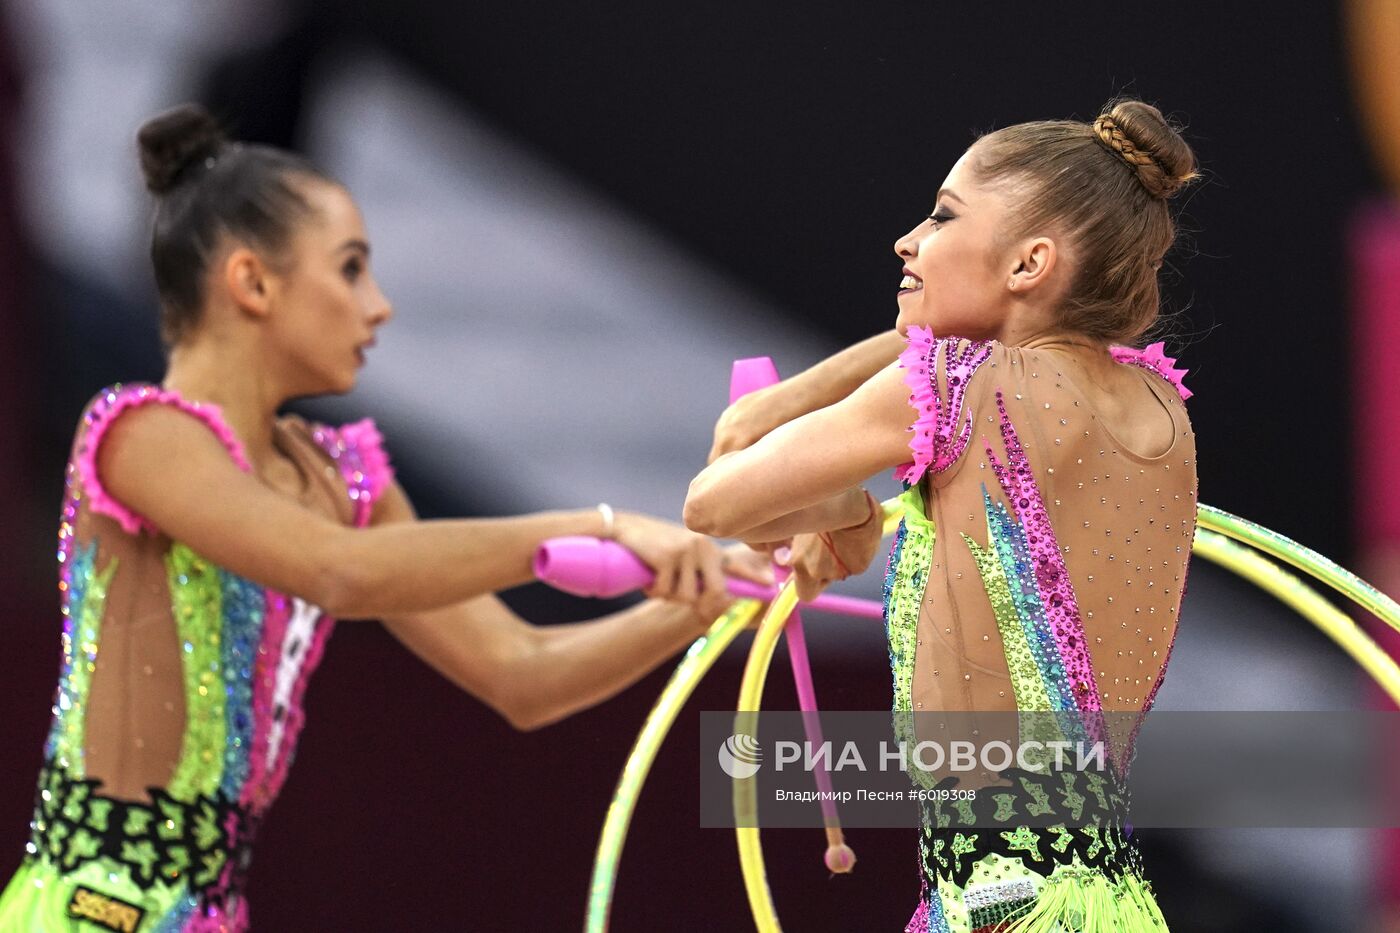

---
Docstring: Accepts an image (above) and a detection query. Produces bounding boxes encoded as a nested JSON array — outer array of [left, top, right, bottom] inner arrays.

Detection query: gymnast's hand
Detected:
[[777, 492, 884, 602], [708, 384, 790, 463], [707, 332, 906, 463], [613, 512, 774, 619]]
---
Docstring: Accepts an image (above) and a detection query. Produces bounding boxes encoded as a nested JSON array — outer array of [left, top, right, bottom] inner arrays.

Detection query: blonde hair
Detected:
[[971, 99, 1199, 343]]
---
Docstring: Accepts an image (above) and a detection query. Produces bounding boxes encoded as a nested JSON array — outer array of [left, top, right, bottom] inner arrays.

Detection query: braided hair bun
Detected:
[[1091, 100, 1198, 200], [137, 104, 226, 195]]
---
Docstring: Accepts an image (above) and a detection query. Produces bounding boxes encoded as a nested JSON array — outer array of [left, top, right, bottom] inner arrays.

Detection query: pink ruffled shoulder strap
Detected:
[[74, 383, 252, 535], [309, 418, 395, 528], [894, 326, 995, 485], [1109, 341, 1192, 401]]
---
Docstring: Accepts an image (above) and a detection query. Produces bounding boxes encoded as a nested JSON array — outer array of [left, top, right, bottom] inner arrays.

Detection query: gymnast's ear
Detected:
[[222, 246, 275, 319], [1007, 235, 1058, 295]]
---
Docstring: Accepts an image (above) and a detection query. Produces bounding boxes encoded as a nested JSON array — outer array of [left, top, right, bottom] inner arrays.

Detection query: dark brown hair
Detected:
[[970, 99, 1199, 344], [138, 104, 334, 345]]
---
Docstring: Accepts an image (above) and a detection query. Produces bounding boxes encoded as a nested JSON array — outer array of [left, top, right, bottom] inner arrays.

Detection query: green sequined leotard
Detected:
[[0, 384, 393, 931], [886, 330, 1197, 933]]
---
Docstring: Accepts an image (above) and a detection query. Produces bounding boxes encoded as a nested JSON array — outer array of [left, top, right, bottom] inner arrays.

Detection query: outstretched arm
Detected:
[[386, 594, 719, 730], [686, 360, 912, 540], [374, 482, 738, 730], [708, 329, 903, 462], [99, 403, 731, 618]]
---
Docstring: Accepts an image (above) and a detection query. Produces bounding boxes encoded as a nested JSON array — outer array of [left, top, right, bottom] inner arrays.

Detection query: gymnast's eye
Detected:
[[928, 210, 955, 227], [342, 257, 363, 282]]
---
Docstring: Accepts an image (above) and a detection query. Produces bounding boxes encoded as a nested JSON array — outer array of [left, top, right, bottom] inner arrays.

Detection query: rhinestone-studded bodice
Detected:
[[886, 332, 1194, 933], [883, 332, 1197, 771], [9, 384, 394, 931]]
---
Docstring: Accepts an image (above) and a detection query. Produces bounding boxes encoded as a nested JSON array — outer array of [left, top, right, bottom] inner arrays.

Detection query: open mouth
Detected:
[[898, 270, 923, 294]]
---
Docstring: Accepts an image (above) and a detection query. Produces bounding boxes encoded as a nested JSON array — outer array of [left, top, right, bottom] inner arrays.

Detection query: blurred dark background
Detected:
[[0, 1, 1393, 930]]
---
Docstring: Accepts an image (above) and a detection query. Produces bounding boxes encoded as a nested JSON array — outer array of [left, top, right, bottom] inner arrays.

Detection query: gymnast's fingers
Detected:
[[721, 544, 775, 587], [794, 569, 830, 602], [644, 551, 678, 600], [674, 546, 700, 604], [698, 541, 730, 600]]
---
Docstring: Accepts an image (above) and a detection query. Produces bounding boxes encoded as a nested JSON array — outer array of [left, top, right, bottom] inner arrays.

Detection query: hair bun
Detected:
[[1092, 100, 1198, 200], [137, 104, 226, 195]]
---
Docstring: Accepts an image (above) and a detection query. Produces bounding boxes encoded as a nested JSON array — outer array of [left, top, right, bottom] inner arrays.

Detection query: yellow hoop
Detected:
[[585, 501, 1400, 932]]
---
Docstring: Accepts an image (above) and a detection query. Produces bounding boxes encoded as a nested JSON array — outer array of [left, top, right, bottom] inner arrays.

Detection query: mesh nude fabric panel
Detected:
[[906, 342, 1196, 724], [69, 409, 354, 803], [76, 506, 187, 799]]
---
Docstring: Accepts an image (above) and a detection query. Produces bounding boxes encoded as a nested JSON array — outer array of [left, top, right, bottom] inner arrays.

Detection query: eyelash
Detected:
[[343, 258, 363, 281], [928, 210, 954, 226]]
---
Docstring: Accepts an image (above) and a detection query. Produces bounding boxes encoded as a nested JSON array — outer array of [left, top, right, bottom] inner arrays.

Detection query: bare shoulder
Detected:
[[99, 400, 246, 479], [850, 358, 918, 417], [91, 399, 253, 536], [837, 360, 923, 466], [1030, 345, 1179, 457]]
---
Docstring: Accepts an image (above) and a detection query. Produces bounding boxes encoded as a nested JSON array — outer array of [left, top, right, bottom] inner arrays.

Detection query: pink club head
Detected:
[[730, 357, 781, 404], [533, 536, 654, 598]]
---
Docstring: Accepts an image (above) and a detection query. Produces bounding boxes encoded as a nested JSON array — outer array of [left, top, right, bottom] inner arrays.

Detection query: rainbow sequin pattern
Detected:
[[887, 332, 1185, 932], [969, 390, 1106, 758], [0, 384, 393, 931]]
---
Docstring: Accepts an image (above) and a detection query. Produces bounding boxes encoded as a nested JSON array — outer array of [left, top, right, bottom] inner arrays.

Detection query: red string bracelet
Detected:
[[817, 531, 852, 578]]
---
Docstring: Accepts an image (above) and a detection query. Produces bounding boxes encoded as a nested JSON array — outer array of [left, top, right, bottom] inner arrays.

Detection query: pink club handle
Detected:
[[728, 355, 854, 871], [533, 536, 652, 597], [532, 536, 884, 619]]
